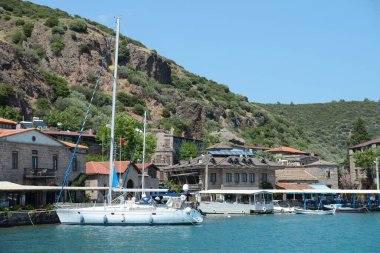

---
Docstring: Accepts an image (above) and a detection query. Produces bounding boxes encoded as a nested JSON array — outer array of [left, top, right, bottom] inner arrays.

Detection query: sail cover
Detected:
[[112, 165, 119, 187]]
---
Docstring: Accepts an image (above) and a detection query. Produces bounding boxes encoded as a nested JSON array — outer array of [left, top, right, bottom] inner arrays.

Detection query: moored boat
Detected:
[[324, 204, 368, 213], [294, 208, 335, 215], [55, 18, 203, 226]]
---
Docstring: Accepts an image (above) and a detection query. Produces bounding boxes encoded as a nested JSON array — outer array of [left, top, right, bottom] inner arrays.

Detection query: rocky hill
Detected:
[[0, 0, 312, 153]]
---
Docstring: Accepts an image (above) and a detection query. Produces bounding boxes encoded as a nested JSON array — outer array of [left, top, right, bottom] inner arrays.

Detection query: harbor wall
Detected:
[[0, 210, 59, 227]]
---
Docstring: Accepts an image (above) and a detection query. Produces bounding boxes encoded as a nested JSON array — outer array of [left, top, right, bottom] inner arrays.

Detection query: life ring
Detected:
[[262, 207, 267, 212]]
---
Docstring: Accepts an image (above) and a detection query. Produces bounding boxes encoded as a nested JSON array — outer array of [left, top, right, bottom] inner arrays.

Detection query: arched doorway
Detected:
[[127, 179, 134, 188]]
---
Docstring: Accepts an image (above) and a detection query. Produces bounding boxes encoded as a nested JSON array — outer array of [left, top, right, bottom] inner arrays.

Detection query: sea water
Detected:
[[1, 213, 380, 253]]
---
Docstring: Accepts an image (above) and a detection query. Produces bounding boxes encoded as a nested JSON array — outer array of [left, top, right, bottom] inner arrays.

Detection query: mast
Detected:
[[141, 111, 147, 197], [108, 17, 120, 204]]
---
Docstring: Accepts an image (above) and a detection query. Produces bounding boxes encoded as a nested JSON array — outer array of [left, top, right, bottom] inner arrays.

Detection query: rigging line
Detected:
[[56, 33, 114, 203]]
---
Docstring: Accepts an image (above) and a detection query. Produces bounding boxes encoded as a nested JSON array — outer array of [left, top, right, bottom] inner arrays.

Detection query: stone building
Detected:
[[151, 129, 203, 167], [349, 137, 380, 189], [0, 118, 17, 129], [85, 161, 160, 202], [163, 150, 282, 191], [0, 128, 87, 206]]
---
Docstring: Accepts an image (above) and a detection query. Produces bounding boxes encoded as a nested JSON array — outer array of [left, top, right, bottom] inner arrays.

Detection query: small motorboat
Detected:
[[324, 204, 368, 213], [273, 201, 294, 214], [294, 208, 335, 215]]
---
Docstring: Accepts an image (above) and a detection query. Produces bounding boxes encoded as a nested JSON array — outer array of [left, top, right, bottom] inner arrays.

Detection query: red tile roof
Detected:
[[276, 183, 314, 190], [59, 140, 88, 149], [276, 169, 318, 181], [0, 118, 17, 125], [86, 161, 135, 175], [266, 146, 307, 154], [0, 129, 33, 137]]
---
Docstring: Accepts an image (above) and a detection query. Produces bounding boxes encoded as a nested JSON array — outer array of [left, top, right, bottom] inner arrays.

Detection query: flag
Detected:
[[112, 165, 119, 187], [120, 138, 125, 147]]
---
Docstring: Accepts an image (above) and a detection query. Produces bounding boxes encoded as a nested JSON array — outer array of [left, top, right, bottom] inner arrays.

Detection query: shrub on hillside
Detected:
[[41, 71, 70, 100], [11, 31, 26, 44], [52, 25, 66, 35], [79, 44, 90, 55], [118, 40, 129, 65], [69, 18, 87, 33], [132, 103, 146, 116], [32, 44, 46, 59], [0, 83, 13, 106], [22, 23, 34, 37], [15, 19, 25, 26], [118, 66, 128, 79], [117, 92, 142, 107], [70, 32, 77, 40], [50, 34, 64, 56], [44, 16, 59, 27]]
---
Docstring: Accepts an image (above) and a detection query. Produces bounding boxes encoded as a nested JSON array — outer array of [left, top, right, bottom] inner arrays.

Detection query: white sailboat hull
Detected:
[[56, 205, 203, 225]]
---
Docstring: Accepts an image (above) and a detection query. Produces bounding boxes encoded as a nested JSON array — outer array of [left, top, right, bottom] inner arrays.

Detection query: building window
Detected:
[[164, 139, 171, 148], [73, 156, 78, 171], [261, 173, 268, 183], [242, 173, 247, 182], [12, 152, 18, 169], [210, 173, 216, 184], [226, 173, 232, 182], [325, 169, 331, 179], [234, 173, 239, 183], [32, 150, 38, 171], [249, 173, 255, 183], [53, 155, 58, 170]]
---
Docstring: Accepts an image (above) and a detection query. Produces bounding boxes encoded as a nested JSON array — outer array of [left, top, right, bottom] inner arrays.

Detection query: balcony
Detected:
[[24, 168, 56, 179]]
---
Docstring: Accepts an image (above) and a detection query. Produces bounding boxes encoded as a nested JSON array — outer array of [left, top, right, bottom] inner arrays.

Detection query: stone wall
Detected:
[[0, 210, 59, 227]]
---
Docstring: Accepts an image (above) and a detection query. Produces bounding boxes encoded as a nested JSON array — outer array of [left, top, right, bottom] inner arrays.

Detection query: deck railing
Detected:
[[24, 168, 56, 178]]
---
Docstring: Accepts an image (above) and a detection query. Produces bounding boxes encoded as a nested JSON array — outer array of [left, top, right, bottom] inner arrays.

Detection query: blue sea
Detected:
[[1, 213, 380, 253]]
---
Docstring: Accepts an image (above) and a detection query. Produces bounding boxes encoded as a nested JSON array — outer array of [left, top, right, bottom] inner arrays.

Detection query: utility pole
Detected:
[[205, 152, 209, 190], [376, 158, 379, 191]]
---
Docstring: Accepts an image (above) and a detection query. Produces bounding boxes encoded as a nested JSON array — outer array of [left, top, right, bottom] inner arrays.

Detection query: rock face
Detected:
[[128, 45, 172, 84], [176, 101, 203, 138]]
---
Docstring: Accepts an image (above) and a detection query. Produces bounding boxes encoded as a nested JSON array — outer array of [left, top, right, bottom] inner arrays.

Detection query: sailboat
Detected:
[[55, 18, 203, 225]]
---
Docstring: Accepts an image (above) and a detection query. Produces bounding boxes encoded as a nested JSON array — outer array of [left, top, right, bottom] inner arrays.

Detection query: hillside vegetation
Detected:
[[2, 0, 368, 162], [260, 100, 380, 162]]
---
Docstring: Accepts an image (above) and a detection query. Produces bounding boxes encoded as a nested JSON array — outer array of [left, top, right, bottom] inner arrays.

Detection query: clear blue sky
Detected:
[[30, 0, 380, 104]]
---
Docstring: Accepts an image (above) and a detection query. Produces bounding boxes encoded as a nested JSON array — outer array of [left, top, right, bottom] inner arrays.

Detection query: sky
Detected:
[[30, 0, 380, 104]]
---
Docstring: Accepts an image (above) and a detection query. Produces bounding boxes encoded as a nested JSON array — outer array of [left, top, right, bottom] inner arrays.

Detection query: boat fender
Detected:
[[262, 207, 267, 212], [149, 215, 153, 225], [281, 209, 284, 213], [103, 215, 108, 225], [80, 215, 85, 225], [185, 207, 192, 214]]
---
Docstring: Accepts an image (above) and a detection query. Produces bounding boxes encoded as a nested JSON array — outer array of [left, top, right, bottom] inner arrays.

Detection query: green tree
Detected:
[[179, 141, 198, 160], [96, 113, 156, 162], [347, 118, 370, 147], [353, 147, 380, 189]]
